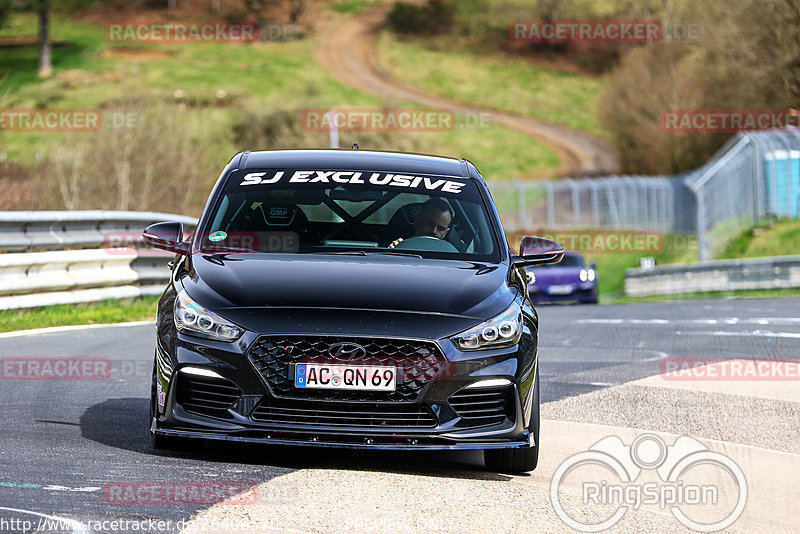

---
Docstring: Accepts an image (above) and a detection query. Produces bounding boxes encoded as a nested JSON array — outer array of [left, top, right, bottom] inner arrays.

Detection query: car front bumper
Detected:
[[153, 327, 539, 451]]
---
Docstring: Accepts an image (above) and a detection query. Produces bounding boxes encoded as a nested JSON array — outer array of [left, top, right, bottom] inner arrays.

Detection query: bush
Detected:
[[387, 0, 455, 35], [39, 99, 227, 215], [599, 0, 800, 174]]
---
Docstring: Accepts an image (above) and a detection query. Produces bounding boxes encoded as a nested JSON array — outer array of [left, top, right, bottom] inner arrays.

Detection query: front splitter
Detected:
[[152, 426, 531, 451]]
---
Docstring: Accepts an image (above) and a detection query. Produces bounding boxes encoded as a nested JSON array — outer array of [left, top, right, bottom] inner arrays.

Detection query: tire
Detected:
[[484, 368, 540, 473]]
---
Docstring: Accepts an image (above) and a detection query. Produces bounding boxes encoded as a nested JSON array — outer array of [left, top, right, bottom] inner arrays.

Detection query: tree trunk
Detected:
[[37, 0, 52, 78]]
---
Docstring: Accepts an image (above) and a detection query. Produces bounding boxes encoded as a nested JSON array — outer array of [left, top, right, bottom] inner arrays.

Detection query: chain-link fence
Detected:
[[489, 129, 800, 261]]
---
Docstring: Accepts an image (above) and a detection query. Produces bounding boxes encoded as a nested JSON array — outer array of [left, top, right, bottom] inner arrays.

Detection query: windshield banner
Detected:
[[235, 170, 467, 195]]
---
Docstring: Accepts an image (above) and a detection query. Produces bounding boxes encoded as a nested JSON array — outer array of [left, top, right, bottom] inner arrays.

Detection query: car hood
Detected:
[[531, 266, 584, 285], [182, 253, 513, 319]]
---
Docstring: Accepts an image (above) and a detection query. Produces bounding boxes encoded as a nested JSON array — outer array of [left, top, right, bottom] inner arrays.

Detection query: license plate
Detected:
[[294, 363, 396, 391], [547, 284, 574, 295]]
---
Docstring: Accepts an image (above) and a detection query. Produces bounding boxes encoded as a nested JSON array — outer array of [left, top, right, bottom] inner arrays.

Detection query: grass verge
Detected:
[[0, 13, 559, 184], [0, 296, 159, 333], [378, 32, 607, 138], [720, 218, 800, 259], [606, 287, 800, 304]]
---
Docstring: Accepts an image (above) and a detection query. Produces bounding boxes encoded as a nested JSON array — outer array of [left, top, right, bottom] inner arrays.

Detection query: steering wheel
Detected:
[[392, 235, 459, 253]]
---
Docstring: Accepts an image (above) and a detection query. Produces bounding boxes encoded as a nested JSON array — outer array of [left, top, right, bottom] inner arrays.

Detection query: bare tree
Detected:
[[37, 0, 51, 77]]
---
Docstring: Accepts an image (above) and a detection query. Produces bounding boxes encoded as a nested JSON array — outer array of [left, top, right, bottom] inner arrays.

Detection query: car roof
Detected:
[[238, 149, 471, 178]]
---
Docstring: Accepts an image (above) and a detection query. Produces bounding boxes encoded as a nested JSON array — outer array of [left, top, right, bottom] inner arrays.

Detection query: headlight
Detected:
[[451, 302, 523, 351], [579, 269, 596, 282], [527, 271, 536, 284], [174, 290, 244, 342]]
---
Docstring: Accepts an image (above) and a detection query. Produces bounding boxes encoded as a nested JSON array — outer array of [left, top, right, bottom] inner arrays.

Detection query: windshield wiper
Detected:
[[312, 250, 423, 258], [363, 251, 423, 258], [203, 247, 256, 254]]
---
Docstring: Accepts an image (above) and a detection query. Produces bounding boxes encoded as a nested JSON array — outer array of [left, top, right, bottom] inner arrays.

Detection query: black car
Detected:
[[143, 149, 563, 473]]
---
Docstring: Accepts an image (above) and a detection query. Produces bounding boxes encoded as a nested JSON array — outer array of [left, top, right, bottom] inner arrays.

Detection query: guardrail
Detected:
[[625, 255, 800, 297], [0, 210, 198, 252], [0, 211, 197, 310]]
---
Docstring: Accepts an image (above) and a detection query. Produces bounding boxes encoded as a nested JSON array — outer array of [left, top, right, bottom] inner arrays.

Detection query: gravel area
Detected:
[[543, 383, 800, 454], [181, 467, 688, 534]]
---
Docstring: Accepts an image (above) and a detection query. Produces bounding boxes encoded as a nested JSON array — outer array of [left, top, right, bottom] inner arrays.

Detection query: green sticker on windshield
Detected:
[[209, 231, 227, 242]]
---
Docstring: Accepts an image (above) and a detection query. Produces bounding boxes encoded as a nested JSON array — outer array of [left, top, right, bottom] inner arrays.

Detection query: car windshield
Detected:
[[539, 253, 585, 268], [198, 168, 501, 261]]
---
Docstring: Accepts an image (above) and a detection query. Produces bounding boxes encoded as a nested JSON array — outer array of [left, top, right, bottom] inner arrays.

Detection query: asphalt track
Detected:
[[1, 297, 798, 532]]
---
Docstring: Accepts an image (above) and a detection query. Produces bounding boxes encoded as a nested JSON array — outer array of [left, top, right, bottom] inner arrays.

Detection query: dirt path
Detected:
[[314, 3, 620, 177]]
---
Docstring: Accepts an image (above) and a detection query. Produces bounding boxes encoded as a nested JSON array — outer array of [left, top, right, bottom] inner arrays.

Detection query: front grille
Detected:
[[247, 336, 448, 402], [251, 401, 436, 428], [449, 387, 514, 426], [177, 374, 241, 418]]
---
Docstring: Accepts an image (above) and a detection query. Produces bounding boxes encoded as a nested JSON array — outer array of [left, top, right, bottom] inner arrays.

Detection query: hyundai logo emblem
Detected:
[[328, 342, 367, 359]]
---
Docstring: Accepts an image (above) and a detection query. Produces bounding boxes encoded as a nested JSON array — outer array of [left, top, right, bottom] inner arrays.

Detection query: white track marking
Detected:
[[575, 317, 800, 326], [0, 321, 154, 339], [675, 330, 800, 339]]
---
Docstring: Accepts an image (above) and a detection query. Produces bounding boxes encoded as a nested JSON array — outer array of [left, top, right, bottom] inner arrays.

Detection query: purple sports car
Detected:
[[526, 251, 598, 304]]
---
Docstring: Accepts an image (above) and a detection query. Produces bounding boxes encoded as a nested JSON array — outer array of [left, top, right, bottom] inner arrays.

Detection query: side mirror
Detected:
[[143, 222, 191, 255], [513, 236, 564, 268], [590, 262, 598, 270]]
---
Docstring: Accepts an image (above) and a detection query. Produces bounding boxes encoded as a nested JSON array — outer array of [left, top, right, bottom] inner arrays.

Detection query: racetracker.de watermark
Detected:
[[550, 433, 747, 532], [0, 109, 101, 132], [1, 357, 112, 380], [660, 357, 800, 381], [0, 109, 141, 132], [103, 481, 265, 505], [105, 21, 258, 43], [507, 230, 695, 254], [301, 108, 491, 132], [0, 358, 166, 380], [4, 516, 290, 533], [102, 230, 301, 255], [510, 20, 702, 43], [661, 109, 800, 133]]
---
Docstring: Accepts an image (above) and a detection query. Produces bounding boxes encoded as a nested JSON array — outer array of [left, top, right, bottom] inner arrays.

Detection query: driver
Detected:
[[388, 198, 452, 248]]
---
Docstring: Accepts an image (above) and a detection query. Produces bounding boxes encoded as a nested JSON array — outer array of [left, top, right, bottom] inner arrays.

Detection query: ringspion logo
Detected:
[[551, 433, 747, 532]]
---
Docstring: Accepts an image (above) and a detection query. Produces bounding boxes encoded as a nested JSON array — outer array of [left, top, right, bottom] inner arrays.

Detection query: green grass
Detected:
[[329, 0, 381, 14], [378, 32, 607, 137], [0, 13, 558, 179], [720, 218, 800, 259], [0, 296, 159, 333], [608, 287, 800, 304], [592, 219, 800, 301], [582, 234, 699, 297]]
